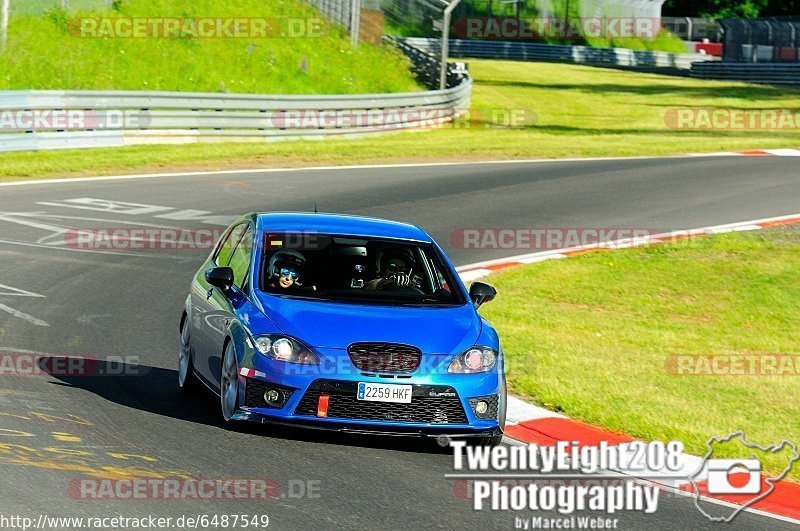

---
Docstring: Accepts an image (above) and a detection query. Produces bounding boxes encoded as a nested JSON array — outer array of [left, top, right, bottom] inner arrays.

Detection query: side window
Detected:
[[228, 225, 255, 290], [215, 223, 247, 266]]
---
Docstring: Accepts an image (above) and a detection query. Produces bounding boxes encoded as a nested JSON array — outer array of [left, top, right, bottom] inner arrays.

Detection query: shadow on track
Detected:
[[40, 356, 452, 455]]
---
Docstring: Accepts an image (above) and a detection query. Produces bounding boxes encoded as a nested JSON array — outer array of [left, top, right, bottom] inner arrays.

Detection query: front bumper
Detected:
[[234, 347, 505, 437], [231, 411, 503, 439]]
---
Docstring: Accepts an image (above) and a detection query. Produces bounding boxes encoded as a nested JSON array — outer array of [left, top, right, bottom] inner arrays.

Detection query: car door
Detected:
[[192, 221, 249, 387], [201, 222, 255, 389]]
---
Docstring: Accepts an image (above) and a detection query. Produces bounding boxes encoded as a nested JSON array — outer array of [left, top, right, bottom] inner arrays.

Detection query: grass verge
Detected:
[[478, 226, 800, 480], [2, 59, 800, 180], [0, 0, 419, 94]]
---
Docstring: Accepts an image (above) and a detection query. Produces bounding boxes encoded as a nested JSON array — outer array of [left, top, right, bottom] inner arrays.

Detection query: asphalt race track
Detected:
[[0, 156, 798, 530]]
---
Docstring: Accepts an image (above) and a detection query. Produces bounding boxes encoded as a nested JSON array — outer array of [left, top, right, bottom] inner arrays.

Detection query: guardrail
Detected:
[[690, 62, 800, 85], [389, 37, 468, 90], [401, 37, 716, 71], [0, 45, 471, 154]]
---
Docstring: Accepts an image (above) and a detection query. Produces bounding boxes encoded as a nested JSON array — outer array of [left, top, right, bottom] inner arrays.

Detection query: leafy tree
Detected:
[[663, 0, 799, 18]]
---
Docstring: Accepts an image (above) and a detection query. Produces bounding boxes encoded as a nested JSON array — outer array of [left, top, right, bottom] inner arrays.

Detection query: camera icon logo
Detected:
[[690, 431, 799, 523], [706, 459, 762, 495]]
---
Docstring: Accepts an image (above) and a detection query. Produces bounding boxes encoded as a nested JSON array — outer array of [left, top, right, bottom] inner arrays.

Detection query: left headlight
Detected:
[[253, 335, 319, 365], [448, 347, 498, 374]]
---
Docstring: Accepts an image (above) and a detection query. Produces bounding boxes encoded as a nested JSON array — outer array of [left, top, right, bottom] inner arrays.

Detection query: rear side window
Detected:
[[215, 223, 248, 266]]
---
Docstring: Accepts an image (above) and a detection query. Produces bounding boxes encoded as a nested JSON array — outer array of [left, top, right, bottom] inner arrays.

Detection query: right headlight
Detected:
[[448, 347, 498, 374], [253, 335, 319, 365]]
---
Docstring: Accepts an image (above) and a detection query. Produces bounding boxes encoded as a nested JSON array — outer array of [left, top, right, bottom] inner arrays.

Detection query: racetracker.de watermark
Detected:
[[245, 108, 535, 130], [664, 108, 800, 131], [0, 355, 142, 377], [70, 17, 327, 39], [451, 228, 677, 251], [68, 477, 321, 501], [63, 228, 227, 252], [0, 110, 150, 132], [0, 109, 534, 133], [454, 17, 662, 40], [665, 354, 800, 376]]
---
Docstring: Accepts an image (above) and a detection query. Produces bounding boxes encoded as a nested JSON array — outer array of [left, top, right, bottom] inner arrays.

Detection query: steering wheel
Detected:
[[377, 280, 425, 296]]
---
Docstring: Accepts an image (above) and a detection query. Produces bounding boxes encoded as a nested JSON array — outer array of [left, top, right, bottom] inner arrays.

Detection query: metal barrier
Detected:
[[0, 43, 471, 153], [690, 62, 800, 85], [721, 18, 800, 63], [389, 37, 467, 90], [401, 37, 715, 71], [661, 17, 722, 43], [303, 0, 355, 32]]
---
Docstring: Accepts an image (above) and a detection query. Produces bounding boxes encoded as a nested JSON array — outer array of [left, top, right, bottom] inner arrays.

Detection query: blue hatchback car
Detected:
[[179, 213, 506, 445]]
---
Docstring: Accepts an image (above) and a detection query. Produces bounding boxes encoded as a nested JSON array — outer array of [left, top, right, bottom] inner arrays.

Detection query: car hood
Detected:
[[255, 293, 481, 354]]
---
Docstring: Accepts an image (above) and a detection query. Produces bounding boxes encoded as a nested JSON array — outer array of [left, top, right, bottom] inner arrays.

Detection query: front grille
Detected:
[[348, 342, 422, 374], [244, 379, 294, 409], [294, 379, 468, 425]]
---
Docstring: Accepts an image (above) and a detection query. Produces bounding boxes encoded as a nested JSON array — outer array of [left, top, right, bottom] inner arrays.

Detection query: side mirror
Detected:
[[469, 282, 497, 308], [205, 267, 234, 293]]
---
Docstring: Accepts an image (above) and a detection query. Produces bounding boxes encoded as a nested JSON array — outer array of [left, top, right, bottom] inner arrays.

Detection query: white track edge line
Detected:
[[456, 212, 800, 272]]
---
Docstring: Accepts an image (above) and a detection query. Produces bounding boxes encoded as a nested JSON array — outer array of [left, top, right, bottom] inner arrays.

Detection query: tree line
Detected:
[[663, 0, 798, 18]]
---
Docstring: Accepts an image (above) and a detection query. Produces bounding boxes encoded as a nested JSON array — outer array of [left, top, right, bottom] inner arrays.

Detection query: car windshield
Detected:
[[258, 233, 464, 306]]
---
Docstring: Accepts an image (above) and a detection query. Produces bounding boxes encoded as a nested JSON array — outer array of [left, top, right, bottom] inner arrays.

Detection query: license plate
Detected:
[[357, 382, 413, 404]]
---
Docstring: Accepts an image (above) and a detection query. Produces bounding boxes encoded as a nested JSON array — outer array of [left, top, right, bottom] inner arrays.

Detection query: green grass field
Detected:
[[0, 0, 419, 94], [478, 227, 800, 480], [2, 59, 800, 180], [584, 32, 691, 53]]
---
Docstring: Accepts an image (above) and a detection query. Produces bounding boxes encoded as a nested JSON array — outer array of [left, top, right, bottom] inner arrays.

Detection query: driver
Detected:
[[364, 247, 417, 291], [267, 250, 306, 290]]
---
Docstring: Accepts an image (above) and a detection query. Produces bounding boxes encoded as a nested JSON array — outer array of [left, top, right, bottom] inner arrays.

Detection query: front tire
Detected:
[[178, 317, 198, 393], [220, 342, 241, 422]]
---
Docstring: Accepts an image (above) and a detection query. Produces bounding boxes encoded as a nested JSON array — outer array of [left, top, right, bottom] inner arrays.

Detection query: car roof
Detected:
[[254, 212, 432, 243]]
